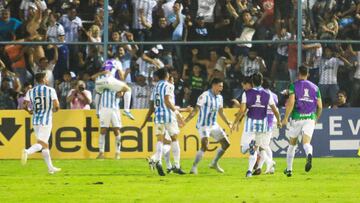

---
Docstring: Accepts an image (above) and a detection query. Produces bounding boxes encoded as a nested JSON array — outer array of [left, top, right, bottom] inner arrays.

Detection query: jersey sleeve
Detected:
[[51, 88, 58, 101], [165, 83, 174, 96], [241, 92, 247, 104], [196, 93, 206, 107], [268, 92, 275, 106], [288, 83, 295, 95], [219, 95, 224, 108]]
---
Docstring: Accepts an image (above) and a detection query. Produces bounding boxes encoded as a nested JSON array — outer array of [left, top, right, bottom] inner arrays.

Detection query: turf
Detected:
[[0, 158, 359, 203]]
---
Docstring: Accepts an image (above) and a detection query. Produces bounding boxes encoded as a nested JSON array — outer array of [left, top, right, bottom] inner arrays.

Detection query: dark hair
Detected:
[[252, 72, 263, 86], [262, 77, 271, 89], [35, 72, 47, 83], [298, 65, 309, 76], [210, 78, 223, 86], [337, 90, 347, 98], [155, 68, 169, 80], [241, 76, 252, 85]]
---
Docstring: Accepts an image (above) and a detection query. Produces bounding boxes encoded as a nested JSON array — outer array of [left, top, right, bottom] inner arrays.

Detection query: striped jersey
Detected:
[[131, 0, 157, 29], [241, 57, 264, 77], [196, 90, 223, 128], [24, 85, 58, 125], [318, 57, 344, 84], [151, 80, 175, 124], [130, 83, 153, 109]]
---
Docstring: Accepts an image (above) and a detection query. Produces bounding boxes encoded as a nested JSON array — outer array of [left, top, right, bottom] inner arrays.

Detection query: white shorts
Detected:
[[96, 76, 127, 93], [197, 124, 227, 142], [155, 122, 179, 137], [241, 131, 269, 148], [99, 108, 122, 128], [288, 119, 315, 139], [34, 125, 52, 144]]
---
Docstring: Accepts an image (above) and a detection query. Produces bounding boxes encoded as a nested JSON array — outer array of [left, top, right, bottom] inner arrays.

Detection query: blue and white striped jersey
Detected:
[[196, 90, 223, 128], [151, 80, 175, 124], [99, 89, 120, 109], [24, 85, 58, 125]]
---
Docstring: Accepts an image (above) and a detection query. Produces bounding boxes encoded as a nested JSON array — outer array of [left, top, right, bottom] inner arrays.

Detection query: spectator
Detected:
[[0, 77, 17, 109], [333, 90, 350, 108], [236, 48, 267, 78], [130, 74, 152, 109], [33, 45, 58, 87], [270, 26, 291, 80], [46, 11, 65, 42], [0, 8, 22, 41], [350, 45, 360, 107], [57, 71, 72, 109], [67, 80, 92, 109], [182, 63, 206, 106], [17, 81, 32, 109], [170, 68, 186, 107]]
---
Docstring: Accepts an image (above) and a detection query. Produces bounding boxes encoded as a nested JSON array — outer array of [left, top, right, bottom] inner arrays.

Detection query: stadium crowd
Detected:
[[0, 0, 360, 110]]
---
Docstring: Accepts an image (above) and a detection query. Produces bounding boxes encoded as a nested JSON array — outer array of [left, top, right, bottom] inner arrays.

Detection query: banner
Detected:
[[0, 109, 245, 159]]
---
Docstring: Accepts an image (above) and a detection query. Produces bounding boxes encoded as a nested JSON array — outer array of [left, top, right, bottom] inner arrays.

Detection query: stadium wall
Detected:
[[0, 109, 359, 159]]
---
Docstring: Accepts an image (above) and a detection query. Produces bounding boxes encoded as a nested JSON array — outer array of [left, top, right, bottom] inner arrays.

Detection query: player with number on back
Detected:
[[140, 68, 186, 176], [184, 78, 232, 175], [233, 73, 281, 178], [21, 72, 61, 174], [281, 66, 323, 177]]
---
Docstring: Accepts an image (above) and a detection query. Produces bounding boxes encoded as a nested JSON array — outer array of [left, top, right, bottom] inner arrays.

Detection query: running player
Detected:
[[94, 60, 131, 159], [140, 68, 186, 176], [233, 73, 281, 177], [282, 66, 323, 177], [21, 72, 61, 174], [184, 78, 232, 174]]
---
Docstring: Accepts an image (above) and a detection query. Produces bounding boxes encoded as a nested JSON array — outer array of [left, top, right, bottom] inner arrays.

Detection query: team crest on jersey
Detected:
[[255, 95, 261, 104], [304, 88, 310, 98]]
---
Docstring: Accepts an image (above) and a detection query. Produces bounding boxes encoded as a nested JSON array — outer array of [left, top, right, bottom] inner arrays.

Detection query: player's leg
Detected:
[[302, 120, 316, 172], [284, 120, 301, 177], [97, 108, 112, 159], [111, 110, 122, 159], [162, 136, 173, 173], [122, 89, 135, 120], [256, 132, 275, 174], [152, 124, 166, 176], [167, 122, 185, 174], [22, 126, 42, 165], [190, 129, 209, 174], [209, 125, 230, 173]]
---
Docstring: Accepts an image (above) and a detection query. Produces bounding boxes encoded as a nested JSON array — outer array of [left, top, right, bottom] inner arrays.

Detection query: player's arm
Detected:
[[177, 106, 193, 113], [282, 93, 295, 127], [51, 89, 60, 112], [184, 105, 200, 123], [91, 70, 110, 80], [270, 104, 282, 128], [232, 102, 246, 132], [219, 107, 232, 130], [23, 90, 33, 114], [316, 89, 323, 122], [140, 101, 155, 130], [165, 95, 185, 126]]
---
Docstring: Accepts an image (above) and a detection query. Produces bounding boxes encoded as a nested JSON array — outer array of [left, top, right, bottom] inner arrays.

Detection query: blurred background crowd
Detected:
[[0, 0, 359, 110]]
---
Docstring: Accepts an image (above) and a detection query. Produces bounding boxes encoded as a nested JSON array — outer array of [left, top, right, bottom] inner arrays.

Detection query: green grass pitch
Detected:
[[0, 158, 359, 203]]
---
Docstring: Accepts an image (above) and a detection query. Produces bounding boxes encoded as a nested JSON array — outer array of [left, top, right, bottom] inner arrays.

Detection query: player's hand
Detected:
[[186, 106, 193, 112], [277, 121, 282, 129], [281, 119, 288, 128], [176, 112, 185, 128]]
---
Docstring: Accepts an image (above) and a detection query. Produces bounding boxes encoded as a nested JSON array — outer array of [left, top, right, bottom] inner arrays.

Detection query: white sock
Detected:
[[248, 150, 258, 171], [257, 150, 266, 169], [212, 148, 225, 165], [95, 93, 100, 115], [260, 149, 273, 170], [171, 141, 181, 168], [41, 148, 54, 170], [124, 91, 131, 112], [163, 144, 172, 169], [99, 134, 105, 153], [193, 150, 204, 167], [155, 141, 163, 163], [115, 135, 121, 153], [264, 146, 273, 161], [287, 145, 296, 171], [26, 143, 42, 155], [303, 143, 313, 156]]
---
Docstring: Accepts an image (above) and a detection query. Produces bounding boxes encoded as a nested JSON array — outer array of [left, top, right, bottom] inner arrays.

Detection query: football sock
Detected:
[[99, 134, 105, 153], [115, 135, 121, 153], [171, 141, 181, 168], [303, 143, 313, 156], [41, 148, 54, 170], [212, 148, 225, 165], [124, 91, 131, 112], [26, 143, 42, 155], [248, 150, 258, 171], [287, 145, 296, 171]]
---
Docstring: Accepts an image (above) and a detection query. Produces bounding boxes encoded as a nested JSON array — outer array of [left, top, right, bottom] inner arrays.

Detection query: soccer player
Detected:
[[253, 78, 278, 175], [21, 72, 61, 174], [281, 66, 323, 177], [94, 60, 131, 159], [233, 73, 281, 178], [140, 68, 185, 176], [184, 78, 232, 174]]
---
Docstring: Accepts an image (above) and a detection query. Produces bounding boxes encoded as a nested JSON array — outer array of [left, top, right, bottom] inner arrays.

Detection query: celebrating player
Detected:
[[233, 73, 281, 178], [94, 60, 131, 159], [21, 72, 61, 174], [282, 66, 323, 177], [140, 68, 186, 176], [184, 78, 232, 174]]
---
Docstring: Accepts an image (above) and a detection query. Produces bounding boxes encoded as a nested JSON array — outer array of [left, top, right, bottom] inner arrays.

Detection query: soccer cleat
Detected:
[[115, 152, 121, 160], [96, 152, 105, 159], [172, 167, 186, 175], [123, 111, 135, 120], [265, 161, 276, 174], [155, 161, 165, 176], [166, 168, 173, 174], [246, 170, 252, 178], [209, 163, 225, 173], [305, 154, 313, 172], [252, 168, 261, 176], [189, 167, 198, 175], [21, 149, 28, 166], [48, 167, 61, 174], [146, 157, 155, 171], [249, 140, 256, 155], [284, 168, 292, 177]]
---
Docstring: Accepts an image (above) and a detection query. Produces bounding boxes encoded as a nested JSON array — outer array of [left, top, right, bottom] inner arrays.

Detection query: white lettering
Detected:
[[330, 116, 343, 136], [348, 119, 360, 135]]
